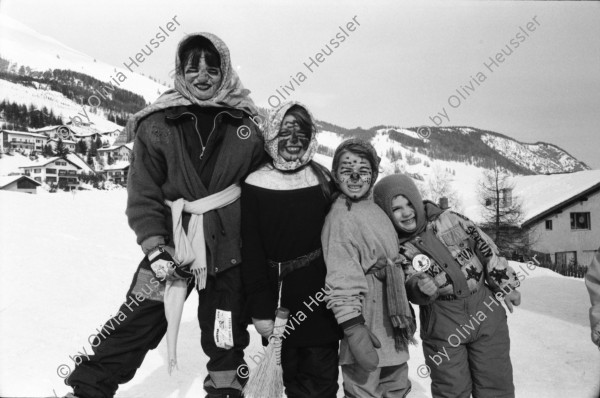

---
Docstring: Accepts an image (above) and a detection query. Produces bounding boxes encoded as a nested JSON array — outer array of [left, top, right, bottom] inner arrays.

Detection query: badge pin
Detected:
[[413, 254, 431, 272]]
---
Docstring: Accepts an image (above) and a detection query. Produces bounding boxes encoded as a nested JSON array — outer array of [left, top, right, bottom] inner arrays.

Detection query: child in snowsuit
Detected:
[[322, 139, 415, 398], [374, 174, 521, 398], [241, 102, 342, 397]]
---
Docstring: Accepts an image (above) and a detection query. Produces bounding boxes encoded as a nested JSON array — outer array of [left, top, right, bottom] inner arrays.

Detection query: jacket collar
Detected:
[[164, 105, 246, 120]]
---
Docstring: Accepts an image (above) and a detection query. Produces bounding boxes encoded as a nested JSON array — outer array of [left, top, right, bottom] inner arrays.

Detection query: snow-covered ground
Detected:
[[0, 189, 598, 397]]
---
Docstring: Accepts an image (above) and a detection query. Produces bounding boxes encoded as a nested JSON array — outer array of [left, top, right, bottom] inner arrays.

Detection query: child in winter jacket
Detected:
[[322, 139, 415, 398], [374, 173, 521, 398]]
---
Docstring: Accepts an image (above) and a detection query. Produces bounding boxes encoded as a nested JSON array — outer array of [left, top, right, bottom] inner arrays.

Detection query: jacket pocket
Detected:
[[440, 225, 469, 247]]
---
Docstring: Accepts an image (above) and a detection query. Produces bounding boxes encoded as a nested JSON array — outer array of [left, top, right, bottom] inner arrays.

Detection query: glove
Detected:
[[252, 318, 274, 339], [417, 272, 439, 297], [344, 322, 381, 372], [147, 246, 192, 281]]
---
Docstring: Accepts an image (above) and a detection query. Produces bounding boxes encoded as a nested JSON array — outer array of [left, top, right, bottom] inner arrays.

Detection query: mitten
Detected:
[[252, 318, 275, 339], [343, 319, 381, 372]]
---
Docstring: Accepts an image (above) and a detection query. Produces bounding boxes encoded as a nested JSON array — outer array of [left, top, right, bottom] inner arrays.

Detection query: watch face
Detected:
[[412, 254, 431, 272]]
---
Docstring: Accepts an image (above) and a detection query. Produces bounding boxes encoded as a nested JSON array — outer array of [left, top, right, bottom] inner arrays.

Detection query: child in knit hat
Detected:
[[374, 173, 521, 398], [321, 139, 415, 398]]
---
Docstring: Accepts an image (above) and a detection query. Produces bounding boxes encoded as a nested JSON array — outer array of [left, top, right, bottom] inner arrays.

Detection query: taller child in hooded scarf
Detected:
[[374, 174, 521, 398], [321, 139, 415, 398], [64, 34, 265, 398], [241, 102, 342, 397]]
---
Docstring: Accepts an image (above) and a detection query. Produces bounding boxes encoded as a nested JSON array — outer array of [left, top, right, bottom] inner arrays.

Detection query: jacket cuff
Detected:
[[141, 235, 167, 255], [249, 290, 277, 320], [340, 315, 365, 331]]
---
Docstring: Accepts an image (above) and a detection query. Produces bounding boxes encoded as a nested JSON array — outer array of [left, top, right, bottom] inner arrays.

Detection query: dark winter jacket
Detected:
[[126, 106, 264, 275]]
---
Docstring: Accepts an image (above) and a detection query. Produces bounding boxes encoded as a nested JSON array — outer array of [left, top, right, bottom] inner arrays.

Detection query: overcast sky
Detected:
[[2, 0, 599, 168]]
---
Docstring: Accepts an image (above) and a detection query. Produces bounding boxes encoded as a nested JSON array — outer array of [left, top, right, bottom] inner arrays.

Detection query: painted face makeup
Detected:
[[391, 195, 417, 232], [335, 151, 373, 199], [184, 51, 222, 100], [277, 114, 310, 162]]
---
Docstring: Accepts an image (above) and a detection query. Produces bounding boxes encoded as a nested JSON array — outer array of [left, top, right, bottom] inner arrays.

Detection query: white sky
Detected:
[[1, 0, 599, 168]]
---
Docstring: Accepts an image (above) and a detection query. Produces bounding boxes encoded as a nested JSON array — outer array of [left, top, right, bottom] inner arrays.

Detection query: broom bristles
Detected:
[[243, 308, 289, 398]]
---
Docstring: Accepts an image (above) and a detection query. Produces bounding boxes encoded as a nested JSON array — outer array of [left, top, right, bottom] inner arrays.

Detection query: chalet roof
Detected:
[[512, 170, 600, 227], [0, 175, 42, 189], [1, 129, 48, 138], [18, 154, 95, 174], [98, 142, 133, 152], [103, 161, 130, 171]]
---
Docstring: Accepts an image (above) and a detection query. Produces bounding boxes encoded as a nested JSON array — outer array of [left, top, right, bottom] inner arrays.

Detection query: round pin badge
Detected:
[[412, 254, 431, 272]]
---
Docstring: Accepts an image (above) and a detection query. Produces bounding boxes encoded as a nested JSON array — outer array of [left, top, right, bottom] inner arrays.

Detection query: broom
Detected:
[[243, 307, 290, 398]]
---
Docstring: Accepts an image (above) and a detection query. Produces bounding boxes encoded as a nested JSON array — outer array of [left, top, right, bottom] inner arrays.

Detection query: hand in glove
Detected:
[[344, 322, 381, 372], [252, 318, 274, 339], [147, 246, 192, 281]]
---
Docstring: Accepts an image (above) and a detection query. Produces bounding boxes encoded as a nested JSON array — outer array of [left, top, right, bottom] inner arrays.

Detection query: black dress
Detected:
[[241, 182, 342, 347]]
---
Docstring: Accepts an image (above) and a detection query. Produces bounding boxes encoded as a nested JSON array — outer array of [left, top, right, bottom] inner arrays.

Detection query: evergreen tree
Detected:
[[55, 138, 69, 158], [107, 153, 114, 165]]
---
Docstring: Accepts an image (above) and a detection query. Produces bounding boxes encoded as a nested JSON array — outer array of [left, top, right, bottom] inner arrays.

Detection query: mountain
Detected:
[[0, 14, 590, 185]]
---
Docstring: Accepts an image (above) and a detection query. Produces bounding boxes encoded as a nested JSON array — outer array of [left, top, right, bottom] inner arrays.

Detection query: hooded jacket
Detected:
[[374, 174, 519, 305], [125, 33, 265, 275]]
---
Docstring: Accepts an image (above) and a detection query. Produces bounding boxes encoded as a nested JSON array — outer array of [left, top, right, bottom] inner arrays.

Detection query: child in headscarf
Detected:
[[374, 173, 521, 398], [322, 139, 415, 398], [64, 33, 264, 398], [241, 102, 342, 397]]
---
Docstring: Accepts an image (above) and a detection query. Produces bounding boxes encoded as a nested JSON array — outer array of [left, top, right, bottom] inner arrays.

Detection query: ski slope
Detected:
[[0, 189, 598, 398]]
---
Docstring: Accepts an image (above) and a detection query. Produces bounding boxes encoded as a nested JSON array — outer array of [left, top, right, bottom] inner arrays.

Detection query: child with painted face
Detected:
[[321, 138, 415, 398], [241, 102, 342, 398], [374, 174, 521, 398]]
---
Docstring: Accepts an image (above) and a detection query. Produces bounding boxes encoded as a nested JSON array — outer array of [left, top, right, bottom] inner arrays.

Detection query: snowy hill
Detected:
[[0, 14, 169, 103], [0, 189, 597, 397]]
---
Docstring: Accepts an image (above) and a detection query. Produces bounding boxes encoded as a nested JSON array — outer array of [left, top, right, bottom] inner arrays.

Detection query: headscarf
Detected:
[[263, 101, 318, 171], [374, 174, 443, 243], [115, 32, 258, 144]]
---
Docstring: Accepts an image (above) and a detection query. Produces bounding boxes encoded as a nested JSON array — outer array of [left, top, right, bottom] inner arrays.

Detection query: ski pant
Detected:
[[342, 362, 411, 398], [421, 286, 514, 398], [281, 342, 340, 398], [66, 257, 249, 398]]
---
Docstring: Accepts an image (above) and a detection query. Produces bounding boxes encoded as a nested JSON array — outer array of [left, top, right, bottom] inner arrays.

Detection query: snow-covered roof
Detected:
[[512, 170, 600, 227], [68, 123, 102, 137], [18, 154, 94, 174], [0, 175, 41, 188], [103, 161, 130, 171], [28, 125, 63, 133], [98, 143, 133, 152], [1, 129, 47, 138]]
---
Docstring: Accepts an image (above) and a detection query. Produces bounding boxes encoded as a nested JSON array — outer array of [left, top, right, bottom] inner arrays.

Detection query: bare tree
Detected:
[[478, 164, 529, 255], [425, 164, 464, 212]]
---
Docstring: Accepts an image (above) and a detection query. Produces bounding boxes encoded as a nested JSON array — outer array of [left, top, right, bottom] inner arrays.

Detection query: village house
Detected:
[[98, 142, 133, 165], [19, 154, 95, 190], [0, 129, 48, 154], [47, 137, 76, 152], [512, 170, 600, 267], [0, 175, 41, 194], [102, 162, 129, 185]]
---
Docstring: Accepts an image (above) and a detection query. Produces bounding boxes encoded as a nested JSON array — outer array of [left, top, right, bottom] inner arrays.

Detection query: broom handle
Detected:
[[270, 307, 289, 366]]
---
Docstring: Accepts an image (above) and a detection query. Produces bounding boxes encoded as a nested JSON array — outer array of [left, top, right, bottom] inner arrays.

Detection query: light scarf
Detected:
[[163, 183, 241, 374], [263, 101, 318, 171], [115, 32, 258, 145]]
